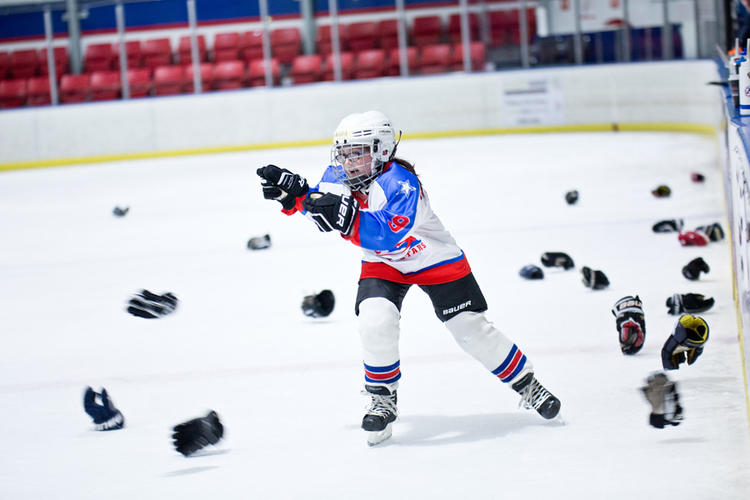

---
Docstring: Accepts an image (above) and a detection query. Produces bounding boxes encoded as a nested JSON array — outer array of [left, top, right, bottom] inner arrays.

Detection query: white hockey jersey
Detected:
[[296, 161, 471, 285]]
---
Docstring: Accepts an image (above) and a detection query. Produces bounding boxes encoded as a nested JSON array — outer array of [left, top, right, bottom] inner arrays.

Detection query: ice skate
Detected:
[[362, 384, 398, 446], [512, 372, 561, 419]]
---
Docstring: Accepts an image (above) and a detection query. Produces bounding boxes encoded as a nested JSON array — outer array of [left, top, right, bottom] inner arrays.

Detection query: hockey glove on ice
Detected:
[[172, 410, 224, 457], [302, 192, 359, 235], [641, 372, 683, 428], [652, 219, 683, 233], [665, 293, 714, 315], [257, 165, 309, 211], [301, 289, 336, 318], [581, 266, 609, 290], [694, 223, 725, 242], [682, 257, 710, 281], [661, 314, 709, 370], [84, 387, 125, 431], [611, 295, 646, 355], [540, 252, 575, 270], [126, 290, 178, 319]]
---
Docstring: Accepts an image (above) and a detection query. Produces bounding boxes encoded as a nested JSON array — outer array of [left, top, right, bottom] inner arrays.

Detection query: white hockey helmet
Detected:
[[331, 110, 399, 191]]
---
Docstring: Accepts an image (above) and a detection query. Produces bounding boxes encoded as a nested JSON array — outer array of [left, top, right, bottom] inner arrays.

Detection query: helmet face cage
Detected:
[[331, 141, 383, 192]]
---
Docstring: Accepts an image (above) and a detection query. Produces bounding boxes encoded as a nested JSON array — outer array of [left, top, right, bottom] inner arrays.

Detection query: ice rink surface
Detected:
[[0, 131, 748, 499]]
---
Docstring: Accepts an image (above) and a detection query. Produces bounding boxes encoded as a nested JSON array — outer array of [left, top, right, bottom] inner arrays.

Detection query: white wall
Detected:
[[0, 59, 725, 166]]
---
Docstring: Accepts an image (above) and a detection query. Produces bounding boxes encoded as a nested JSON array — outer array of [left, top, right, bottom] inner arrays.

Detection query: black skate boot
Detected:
[[512, 372, 561, 420], [362, 385, 398, 446]]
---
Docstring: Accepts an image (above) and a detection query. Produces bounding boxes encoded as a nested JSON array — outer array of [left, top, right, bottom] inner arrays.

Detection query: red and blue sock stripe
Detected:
[[492, 345, 527, 383], [364, 360, 401, 385]]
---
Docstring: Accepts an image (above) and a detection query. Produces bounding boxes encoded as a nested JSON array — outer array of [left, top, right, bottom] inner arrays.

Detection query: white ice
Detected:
[[0, 132, 748, 499]]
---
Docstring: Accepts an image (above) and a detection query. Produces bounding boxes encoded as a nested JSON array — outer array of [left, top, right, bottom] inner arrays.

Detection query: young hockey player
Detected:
[[257, 110, 561, 445]]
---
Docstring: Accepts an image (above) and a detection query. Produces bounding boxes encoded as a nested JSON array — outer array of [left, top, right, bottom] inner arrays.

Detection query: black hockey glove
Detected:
[[665, 293, 714, 315], [641, 372, 683, 428], [661, 314, 709, 370], [126, 290, 178, 319], [301, 289, 336, 318], [540, 252, 575, 270], [257, 165, 309, 211], [651, 219, 683, 233], [172, 410, 224, 457], [611, 295, 646, 355], [682, 257, 710, 281], [302, 192, 359, 234], [247, 234, 271, 250], [581, 266, 609, 290], [694, 222, 724, 242], [83, 387, 125, 431]]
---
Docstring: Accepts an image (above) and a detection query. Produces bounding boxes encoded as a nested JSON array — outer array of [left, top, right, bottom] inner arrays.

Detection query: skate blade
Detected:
[[366, 423, 393, 446]]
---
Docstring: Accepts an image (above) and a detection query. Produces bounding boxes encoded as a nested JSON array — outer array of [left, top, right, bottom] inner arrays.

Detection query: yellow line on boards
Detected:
[[0, 122, 718, 172]]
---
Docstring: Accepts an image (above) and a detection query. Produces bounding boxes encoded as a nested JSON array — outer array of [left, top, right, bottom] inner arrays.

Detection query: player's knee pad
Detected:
[[444, 311, 531, 374], [358, 297, 401, 360]]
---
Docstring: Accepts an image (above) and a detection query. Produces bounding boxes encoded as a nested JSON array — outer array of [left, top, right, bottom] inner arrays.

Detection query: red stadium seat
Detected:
[[240, 30, 265, 63], [27, 76, 51, 106], [113, 41, 144, 69], [246, 58, 279, 87], [418, 44, 451, 74], [84, 43, 115, 71], [386, 47, 418, 76], [142, 38, 172, 70], [152, 65, 185, 95], [348, 21, 377, 52], [127, 68, 151, 97], [178, 34, 207, 64], [317, 24, 350, 54], [412, 16, 443, 47], [448, 13, 480, 43], [353, 49, 385, 80], [290, 54, 322, 84], [39, 46, 69, 77], [489, 9, 536, 46], [450, 42, 486, 71], [10, 49, 40, 79], [0, 79, 27, 108], [184, 63, 214, 92], [212, 60, 245, 90], [214, 32, 241, 62], [0, 51, 9, 79], [322, 52, 354, 81], [377, 19, 400, 51], [270, 28, 301, 64], [90, 70, 121, 101], [59, 73, 91, 103]]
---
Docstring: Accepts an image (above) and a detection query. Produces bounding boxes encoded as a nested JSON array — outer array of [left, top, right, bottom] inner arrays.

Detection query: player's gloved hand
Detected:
[[611, 295, 646, 355], [84, 387, 125, 431], [126, 290, 178, 319], [661, 314, 709, 370], [172, 410, 224, 457], [302, 192, 359, 234], [257, 165, 309, 211], [641, 372, 683, 428]]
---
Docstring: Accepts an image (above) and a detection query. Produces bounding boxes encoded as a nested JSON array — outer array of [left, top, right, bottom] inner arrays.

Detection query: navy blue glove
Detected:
[[84, 387, 125, 431], [126, 290, 178, 319], [661, 314, 709, 370], [302, 192, 359, 234], [257, 165, 309, 211]]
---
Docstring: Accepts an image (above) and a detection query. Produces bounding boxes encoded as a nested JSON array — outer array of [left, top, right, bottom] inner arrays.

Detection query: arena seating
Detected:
[[214, 32, 241, 62], [10, 49, 40, 79], [353, 49, 386, 80], [152, 65, 184, 95], [178, 34, 207, 65], [90, 71, 121, 101], [27, 76, 51, 106], [290, 54, 322, 84], [213, 60, 245, 90], [322, 51, 354, 81], [0, 78, 27, 107], [59, 73, 91, 103]]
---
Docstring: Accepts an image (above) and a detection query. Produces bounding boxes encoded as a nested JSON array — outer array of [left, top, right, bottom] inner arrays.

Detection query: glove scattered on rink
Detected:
[[540, 251, 575, 270], [172, 411, 224, 457], [126, 290, 179, 319], [84, 387, 124, 431], [652, 219, 683, 233], [519, 264, 543, 280], [641, 372, 683, 428], [691, 172, 705, 182], [682, 257, 710, 281], [661, 314, 709, 370], [678, 231, 708, 246], [666, 293, 714, 315], [257, 165, 309, 211], [564, 190, 579, 205], [611, 295, 645, 355], [112, 206, 129, 217], [301, 289, 336, 318], [694, 223, 724, 242], [581, 266, 609, 290], [651, 184, 671, 197], [302, 192, 359, 234], [247, 234, 271, 250]]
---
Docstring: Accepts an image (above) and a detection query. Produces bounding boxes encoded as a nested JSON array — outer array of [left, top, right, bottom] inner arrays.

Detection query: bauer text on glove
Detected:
[[302, 192, 359, 234]]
